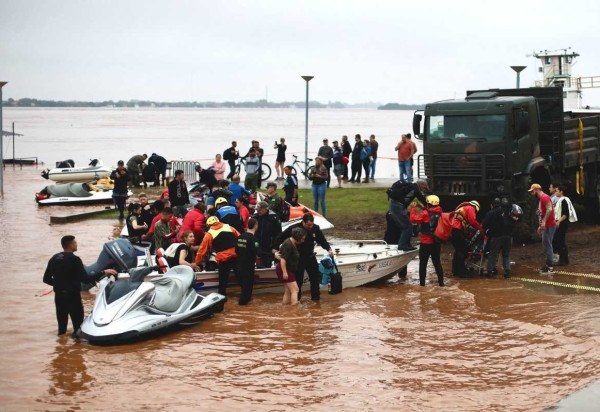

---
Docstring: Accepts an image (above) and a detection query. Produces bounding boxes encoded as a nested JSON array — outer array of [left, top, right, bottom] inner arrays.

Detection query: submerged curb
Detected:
[[50, 207, 115, 223]]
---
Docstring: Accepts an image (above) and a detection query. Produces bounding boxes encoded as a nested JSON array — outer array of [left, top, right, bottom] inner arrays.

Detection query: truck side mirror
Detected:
[[412, 113, 422, 138]]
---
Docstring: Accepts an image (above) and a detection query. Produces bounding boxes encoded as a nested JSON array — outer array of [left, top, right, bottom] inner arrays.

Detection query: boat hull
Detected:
[[192, 243, 418, 294]]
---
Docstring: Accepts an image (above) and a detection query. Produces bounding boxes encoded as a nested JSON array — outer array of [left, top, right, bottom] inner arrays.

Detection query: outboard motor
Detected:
[[82, 239, 139, 290], [89, 158, 99, 167]]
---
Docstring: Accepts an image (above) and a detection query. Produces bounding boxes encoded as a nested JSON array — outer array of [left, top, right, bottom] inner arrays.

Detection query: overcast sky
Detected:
[[1, 0, 599, 105]]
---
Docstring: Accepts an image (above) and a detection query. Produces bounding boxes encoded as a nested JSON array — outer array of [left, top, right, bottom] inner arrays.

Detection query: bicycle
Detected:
[[289, 154, 315, 178], [233, 157, 272, 180]]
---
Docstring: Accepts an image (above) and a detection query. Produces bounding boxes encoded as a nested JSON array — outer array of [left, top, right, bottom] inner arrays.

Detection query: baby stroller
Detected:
[[464, 230, 489, 276]]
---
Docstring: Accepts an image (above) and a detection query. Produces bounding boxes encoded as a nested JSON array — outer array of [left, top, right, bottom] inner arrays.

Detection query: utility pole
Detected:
[[301, 76, 314, 179], [0, 81, 7, 196], [510, 66, 527, 88]]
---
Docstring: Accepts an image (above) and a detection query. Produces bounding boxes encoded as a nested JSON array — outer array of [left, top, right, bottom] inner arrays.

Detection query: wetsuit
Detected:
[[43, 252, 105, 335], [235, 232, 258, 305]]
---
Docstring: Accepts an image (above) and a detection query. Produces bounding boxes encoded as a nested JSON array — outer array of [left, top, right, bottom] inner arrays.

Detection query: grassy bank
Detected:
[[296, 187, 389, 239]]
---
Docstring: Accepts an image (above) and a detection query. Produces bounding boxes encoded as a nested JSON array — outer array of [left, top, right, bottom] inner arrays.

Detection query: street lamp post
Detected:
[[0, 81, 7, 196], [301, 75, 314, 179], [510, 66, 527, 88]]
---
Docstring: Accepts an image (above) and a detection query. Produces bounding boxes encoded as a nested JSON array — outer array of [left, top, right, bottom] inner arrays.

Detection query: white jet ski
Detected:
[[35, 182, 132, 206], [77, 265, 226, 344], [41, 158, 111, 183]]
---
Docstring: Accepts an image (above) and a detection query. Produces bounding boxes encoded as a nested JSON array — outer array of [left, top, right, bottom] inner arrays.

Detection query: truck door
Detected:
[[512, 107, 532, 176]]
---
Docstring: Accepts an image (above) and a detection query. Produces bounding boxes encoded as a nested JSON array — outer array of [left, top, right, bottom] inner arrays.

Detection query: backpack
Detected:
[[424, 210, 440, 236], [222, 148, 231, 161], [433, 212, 454, 242], [386, 180, 414, 205]]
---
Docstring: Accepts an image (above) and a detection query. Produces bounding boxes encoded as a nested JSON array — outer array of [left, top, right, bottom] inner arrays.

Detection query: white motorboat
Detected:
[[146, 240, 417, 294], [35, 182, 132, 206], [41, 159, 111, 183]]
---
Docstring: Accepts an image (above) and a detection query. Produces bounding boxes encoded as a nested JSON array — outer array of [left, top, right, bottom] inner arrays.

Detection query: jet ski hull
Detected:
[[78, 293, 225, 344], [78, 266, 226, 344], [78, 291, 226, 344]]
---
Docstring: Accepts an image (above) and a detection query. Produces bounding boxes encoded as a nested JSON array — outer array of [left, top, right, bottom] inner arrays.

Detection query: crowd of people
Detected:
[[106, 146, 338, 311], [44, 136, 581, 338], [387, 179, 578, 288]]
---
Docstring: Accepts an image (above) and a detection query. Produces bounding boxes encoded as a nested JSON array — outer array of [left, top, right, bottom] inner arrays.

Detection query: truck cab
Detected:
[[414, 86, 600, 238], [414, 91, 540, 204]]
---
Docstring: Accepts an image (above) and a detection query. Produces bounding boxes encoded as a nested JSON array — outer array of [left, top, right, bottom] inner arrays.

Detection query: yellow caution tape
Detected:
[[551, 270, 600, 280], [512, 277, 600, 293]]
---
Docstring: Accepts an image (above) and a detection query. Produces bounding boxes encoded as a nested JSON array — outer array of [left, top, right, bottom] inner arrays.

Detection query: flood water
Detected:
[[1, 109, 600, 411]]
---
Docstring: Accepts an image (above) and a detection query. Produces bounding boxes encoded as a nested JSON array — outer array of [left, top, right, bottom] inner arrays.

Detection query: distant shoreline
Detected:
[[2, 98, 423, 110]]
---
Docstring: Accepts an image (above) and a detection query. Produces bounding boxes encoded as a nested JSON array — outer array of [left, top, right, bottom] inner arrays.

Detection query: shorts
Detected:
[[275, 262, 296, 283], [334, 164, 344, 176], [276, 157, 286, 163]]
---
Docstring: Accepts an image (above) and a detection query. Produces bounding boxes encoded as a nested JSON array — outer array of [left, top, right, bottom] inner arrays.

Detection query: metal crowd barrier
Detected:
[[167, 160, 200, 183]]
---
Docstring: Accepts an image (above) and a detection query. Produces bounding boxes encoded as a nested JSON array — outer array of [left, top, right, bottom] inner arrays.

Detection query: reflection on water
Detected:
[[47, 339, 92, 397], [0, 156, 599, 410]]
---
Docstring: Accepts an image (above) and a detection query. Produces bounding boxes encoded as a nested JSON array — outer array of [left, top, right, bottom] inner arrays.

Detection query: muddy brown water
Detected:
[[1, 167, 599, 411]]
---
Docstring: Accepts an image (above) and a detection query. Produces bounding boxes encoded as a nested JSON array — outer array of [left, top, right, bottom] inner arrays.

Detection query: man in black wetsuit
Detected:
[[235, 217, 259, 305], [43, 235, 117, 336], [275, 213, 333, 302]]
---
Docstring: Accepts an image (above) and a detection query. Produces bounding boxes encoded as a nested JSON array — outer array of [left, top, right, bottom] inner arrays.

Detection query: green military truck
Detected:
[[412, 87, 600, 239]]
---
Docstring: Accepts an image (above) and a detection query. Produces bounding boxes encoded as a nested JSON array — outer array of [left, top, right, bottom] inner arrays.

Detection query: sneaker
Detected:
[[539, 265, 554, 274]]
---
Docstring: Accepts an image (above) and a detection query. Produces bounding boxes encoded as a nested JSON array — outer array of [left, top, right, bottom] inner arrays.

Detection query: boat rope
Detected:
[[512, 277, 600, 293]]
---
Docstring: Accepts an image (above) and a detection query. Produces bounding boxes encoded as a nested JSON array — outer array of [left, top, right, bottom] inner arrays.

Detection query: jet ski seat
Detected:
[[151, 266, 195, 312]]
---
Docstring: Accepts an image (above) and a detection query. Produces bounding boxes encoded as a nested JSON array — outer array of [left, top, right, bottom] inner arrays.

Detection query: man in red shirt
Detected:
[[395, 134, 416, 182], [529, 183, 557, 273]]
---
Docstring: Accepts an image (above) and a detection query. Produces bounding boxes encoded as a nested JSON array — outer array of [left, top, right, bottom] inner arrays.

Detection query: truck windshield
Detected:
[[427, 114, 507, 142]]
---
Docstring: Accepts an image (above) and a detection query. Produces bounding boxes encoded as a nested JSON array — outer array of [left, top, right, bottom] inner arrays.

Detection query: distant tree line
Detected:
[[2, 97, 388, 109], [377, 103, 424, 110]]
